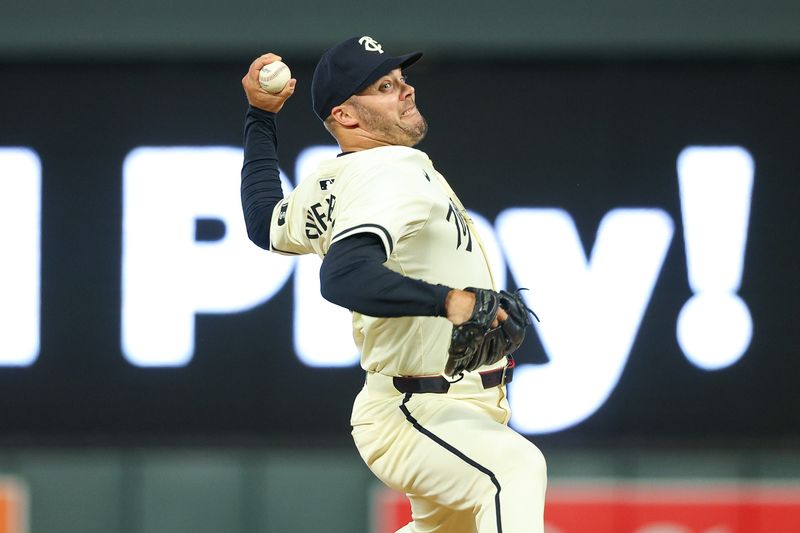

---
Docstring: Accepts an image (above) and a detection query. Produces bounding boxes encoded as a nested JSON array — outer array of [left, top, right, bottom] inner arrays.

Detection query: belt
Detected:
[[391, 356, 515, 394]]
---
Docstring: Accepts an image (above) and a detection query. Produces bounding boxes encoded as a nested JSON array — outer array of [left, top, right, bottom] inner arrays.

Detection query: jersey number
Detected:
[[446, 201, 473, 251]]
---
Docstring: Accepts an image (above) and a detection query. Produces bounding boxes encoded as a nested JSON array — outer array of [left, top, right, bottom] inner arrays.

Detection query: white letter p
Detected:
[[122, 147, 294, 366]]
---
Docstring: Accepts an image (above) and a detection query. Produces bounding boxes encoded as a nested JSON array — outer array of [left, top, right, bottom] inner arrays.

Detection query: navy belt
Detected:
[[392, 356, 515, 394]]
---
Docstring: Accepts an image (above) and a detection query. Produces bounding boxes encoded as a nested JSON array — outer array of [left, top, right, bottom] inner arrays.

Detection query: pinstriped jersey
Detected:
[[269, 145, 496, 376]]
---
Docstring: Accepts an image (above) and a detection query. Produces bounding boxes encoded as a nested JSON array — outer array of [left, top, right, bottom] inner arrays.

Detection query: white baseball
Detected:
[[259, 61, 291, 94]]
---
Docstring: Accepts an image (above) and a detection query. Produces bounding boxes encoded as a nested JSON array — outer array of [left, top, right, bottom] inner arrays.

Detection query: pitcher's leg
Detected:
[[353, 391, 546, 533], [474, 440, 547, 533], [396, 394, 547, 532], [395, 495, 477, 533]]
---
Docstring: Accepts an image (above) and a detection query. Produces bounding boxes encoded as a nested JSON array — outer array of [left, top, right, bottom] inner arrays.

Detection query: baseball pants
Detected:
[[351, 371, 547, 533]]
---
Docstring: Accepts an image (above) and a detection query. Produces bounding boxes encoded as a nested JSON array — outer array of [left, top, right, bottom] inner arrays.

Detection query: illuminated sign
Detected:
[[118, 144, 756, 433], [501, 207, 674, 433], [676, 146, 754, 370], [2, 143, 756, 435], [121, 147, 295, 366], [0, 148, 40, 367]]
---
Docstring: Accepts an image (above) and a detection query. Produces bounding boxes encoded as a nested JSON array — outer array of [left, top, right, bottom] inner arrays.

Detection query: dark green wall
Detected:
[[3, 0, 800, 60], [1, 447, 799, 533]]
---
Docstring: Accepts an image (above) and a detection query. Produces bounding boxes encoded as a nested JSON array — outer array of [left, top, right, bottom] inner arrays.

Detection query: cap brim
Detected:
[[353, 51, 423, 95], [399, 51, 423, 70]]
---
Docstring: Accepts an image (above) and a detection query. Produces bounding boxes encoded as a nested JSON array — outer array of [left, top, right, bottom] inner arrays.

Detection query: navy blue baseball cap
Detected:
[[311, 35, 422, 121]]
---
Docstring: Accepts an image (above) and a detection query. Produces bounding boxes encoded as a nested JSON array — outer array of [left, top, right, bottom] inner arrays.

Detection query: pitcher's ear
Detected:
[[331, 104, 359, 127]]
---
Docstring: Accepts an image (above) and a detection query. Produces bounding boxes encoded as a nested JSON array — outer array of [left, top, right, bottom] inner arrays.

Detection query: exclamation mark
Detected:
[[676, 146, 754, 370]]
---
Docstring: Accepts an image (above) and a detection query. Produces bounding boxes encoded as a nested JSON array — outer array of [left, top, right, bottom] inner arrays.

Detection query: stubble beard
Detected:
[[352, 100, 428, 147]]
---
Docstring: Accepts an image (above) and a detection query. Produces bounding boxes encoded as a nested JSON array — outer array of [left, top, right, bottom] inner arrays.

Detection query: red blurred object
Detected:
[[372, 487, 413, 533], [372, 482, 800, 533], [0, 478, 26, 533]]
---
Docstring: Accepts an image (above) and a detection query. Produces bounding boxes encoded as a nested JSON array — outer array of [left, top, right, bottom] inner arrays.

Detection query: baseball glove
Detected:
[[445, 287, 538, 377]]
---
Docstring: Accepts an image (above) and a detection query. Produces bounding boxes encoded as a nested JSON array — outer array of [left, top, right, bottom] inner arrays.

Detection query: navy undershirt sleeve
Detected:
[[241, 106, 283, 250], [241, 106, 450, 318], [320, 233, 451, 318]]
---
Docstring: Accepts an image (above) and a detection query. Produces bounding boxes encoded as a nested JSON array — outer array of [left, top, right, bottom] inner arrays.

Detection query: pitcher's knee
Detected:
[[524, 446, 547, 483], [502, 444, 547, 492]]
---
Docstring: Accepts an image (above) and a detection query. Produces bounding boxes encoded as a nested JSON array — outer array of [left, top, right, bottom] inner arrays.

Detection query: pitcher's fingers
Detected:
[[249, 53, 283, 79], [275, 78, 297, 97], [497, 308, 509, 322]]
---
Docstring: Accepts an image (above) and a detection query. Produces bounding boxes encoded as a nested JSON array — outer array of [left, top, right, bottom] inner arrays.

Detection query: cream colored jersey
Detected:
[[269, 145, 496, 376]]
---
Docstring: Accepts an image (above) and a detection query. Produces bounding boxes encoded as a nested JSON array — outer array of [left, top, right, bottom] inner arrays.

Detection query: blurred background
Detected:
[[1, 1, 799, 531]]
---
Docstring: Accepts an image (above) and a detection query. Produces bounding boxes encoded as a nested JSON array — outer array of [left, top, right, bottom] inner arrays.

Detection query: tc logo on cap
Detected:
[[358, 36, 384, 54]]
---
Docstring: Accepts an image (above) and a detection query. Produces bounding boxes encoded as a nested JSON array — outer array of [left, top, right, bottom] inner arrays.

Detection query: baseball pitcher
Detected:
[[240, 36, 547, 533]]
